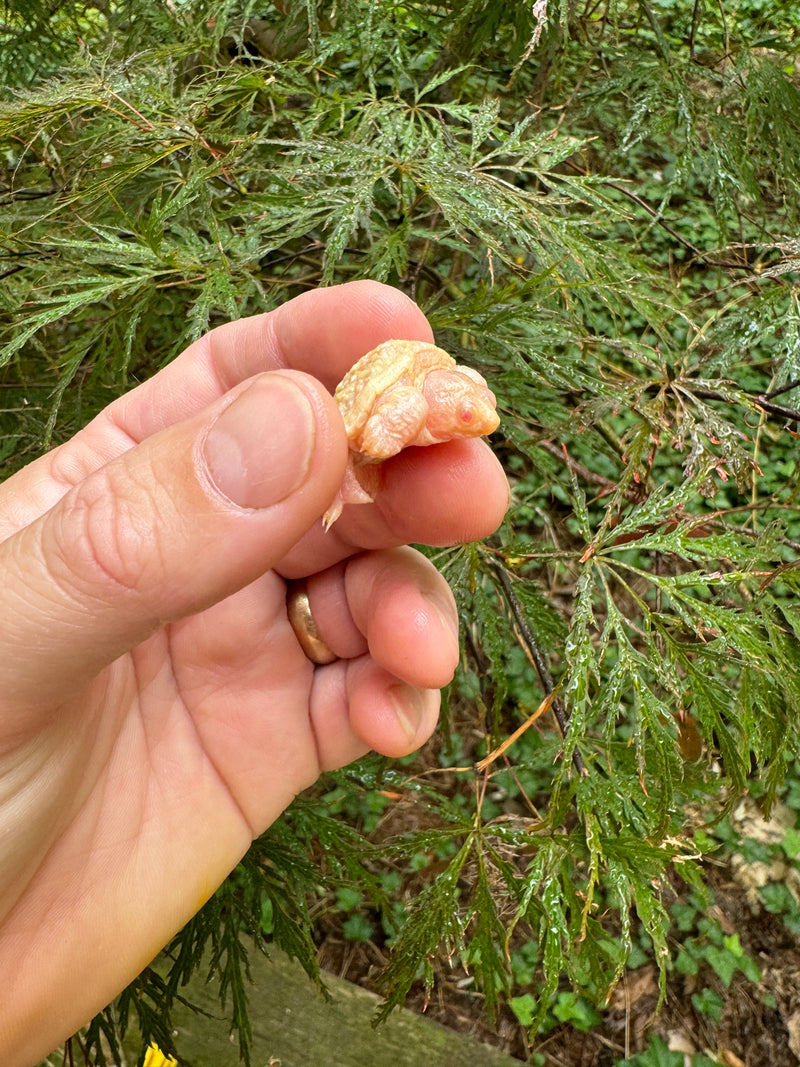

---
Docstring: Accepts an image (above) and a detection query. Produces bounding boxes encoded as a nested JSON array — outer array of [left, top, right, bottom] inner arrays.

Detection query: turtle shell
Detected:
[[333, 340, 456, 442]]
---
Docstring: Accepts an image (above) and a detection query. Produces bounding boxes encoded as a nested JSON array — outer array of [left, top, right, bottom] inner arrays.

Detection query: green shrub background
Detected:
[[3, 1, 800, 1062]]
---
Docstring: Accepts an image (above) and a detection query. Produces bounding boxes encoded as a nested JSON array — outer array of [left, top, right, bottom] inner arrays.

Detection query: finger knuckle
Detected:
[[52, 465, 162, 605]]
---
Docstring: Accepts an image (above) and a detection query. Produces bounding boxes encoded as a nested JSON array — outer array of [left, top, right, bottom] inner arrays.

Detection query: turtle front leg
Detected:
[[323, 455, 379, 530], [323, 385, 429, 529], [355, 384, 429, 460]]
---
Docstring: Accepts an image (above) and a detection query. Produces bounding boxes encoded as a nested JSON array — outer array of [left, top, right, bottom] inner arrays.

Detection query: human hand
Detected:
[[0, 281, 509, 1065]]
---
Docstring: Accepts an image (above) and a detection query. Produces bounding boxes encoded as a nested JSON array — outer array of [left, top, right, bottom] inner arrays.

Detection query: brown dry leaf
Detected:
[[719, 1050, 747, 1067], [787, 1011, 800, 1059], [608, 964, 659, 1010]]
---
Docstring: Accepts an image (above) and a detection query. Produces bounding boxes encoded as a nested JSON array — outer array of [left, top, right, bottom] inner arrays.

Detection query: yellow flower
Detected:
[[142, 1044, 178, 1067]]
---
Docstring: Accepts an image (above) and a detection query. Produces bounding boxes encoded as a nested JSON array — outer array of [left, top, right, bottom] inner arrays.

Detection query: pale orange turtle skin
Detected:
[[323, 339, 500, 528]]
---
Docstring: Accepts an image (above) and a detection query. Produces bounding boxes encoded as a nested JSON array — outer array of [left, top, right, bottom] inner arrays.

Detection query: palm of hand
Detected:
[[0, 282, 508, 1065]]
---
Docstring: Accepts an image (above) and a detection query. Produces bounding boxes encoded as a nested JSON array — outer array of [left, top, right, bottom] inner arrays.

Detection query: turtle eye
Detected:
[[458, 402, 475, 426]]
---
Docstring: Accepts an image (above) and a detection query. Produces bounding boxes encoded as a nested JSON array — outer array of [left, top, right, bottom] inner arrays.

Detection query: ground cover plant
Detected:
[[3, 0, 800, 1063]]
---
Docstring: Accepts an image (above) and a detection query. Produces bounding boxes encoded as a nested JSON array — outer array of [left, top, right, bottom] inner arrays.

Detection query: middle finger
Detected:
[[277, 437, 509, 578], [297, 546, 460, 691]]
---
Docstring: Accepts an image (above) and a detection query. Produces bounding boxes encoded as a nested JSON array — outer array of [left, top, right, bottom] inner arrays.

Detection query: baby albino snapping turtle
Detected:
[[324, 339, 500, 528]]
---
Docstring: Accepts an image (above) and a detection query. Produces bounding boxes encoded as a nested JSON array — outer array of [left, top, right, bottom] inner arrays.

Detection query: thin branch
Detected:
[[689, 0, 702, 60], [476, 692, 555, 771], [717, 0, 732, 64], [602, 182, 744, 271], [690, 386, 800, 426], [764, 378, 800, 401], [537, 438, 620, 494], [637, 0, 672, 64], [491, 564, 588, 777], [626, 379, 800, 428], [0, 188, 57, 205], [564, 160, 749, 272], [0, 264, 28, 281]]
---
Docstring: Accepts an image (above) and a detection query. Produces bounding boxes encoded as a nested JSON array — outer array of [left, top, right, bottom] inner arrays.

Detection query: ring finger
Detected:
[[309, 656, 443, 769], [293, 547, 460, 690]]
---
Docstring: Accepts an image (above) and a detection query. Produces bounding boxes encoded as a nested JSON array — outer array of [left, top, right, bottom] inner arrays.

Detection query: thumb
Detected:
[[0, 371, 346, 712]]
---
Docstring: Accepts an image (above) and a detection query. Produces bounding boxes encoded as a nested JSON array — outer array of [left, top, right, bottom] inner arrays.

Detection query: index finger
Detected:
[[113, 280, 435, 444], [0, 282, 433, 534]]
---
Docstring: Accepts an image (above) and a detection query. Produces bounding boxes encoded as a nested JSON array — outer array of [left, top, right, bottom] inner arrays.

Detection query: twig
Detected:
[[492, 564, 588, 777], [563, 159, 749, 272], [0, 188, 56, 205], [717, 0, 732, 64], [537, 438, 621, 494], [476, 693, 555, 771], [602, 180, 745, 271], [0, 264, 27, 281], [689, 0, 702, 60], [763, 378, 800, 401], [637, 0, 672, 64], [628, 378, 800, 428], [690, 386, 800, 426]]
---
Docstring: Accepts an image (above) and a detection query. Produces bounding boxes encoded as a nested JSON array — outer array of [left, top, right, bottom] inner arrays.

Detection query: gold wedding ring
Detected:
[[286, 581, 338, 665]]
